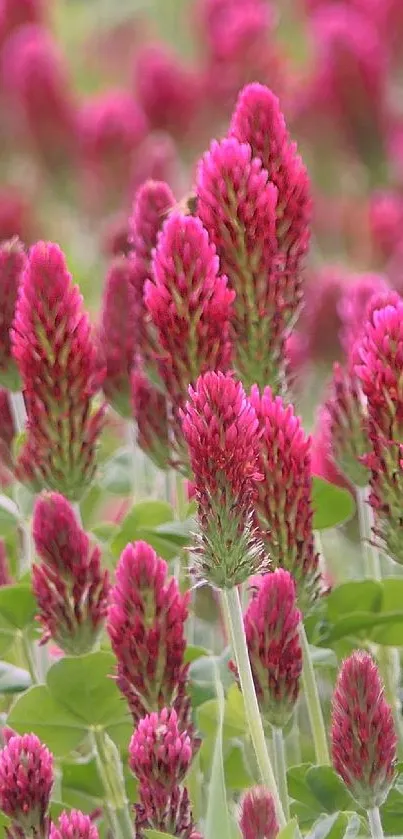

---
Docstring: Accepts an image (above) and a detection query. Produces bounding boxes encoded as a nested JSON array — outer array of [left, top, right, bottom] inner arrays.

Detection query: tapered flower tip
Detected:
[[129, 707, 193, 790], [0, 237, 25, 390], [33, 491, 87, 572], [50, 810, 99, 839], [239, 786, 279, 839], [133, 43, 201, 137], [129, 178, 175, 260], [0, 733, 53, 831], [331, 651, 397, 808], [230, 82, 288, 156]]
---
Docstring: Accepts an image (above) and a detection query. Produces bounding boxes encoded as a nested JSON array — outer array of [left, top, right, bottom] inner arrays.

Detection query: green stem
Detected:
[[357, 486, 381, 579], [272, 727, 290, 821], [222, 587, 286, 827], [175, 472, 187, 520], [9, 390, 26, 436], [367, 807, 384, 839], [91, 728, 134, 839], [300, 623, 330, 765], [19, 631, 39, 684]]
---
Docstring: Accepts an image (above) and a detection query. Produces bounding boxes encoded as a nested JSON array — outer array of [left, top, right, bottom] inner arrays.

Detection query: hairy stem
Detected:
[[272, 727, 290, 821], [222, 587, 286, 827], [91, 728, 134, 839], [367, 807, 384, 839], [300, 623, 330, 765]]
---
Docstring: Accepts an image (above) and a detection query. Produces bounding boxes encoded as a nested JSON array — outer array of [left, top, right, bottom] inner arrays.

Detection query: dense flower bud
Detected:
[[32, 492, 110, 653], [230, 82, 311, 313], [250, 385, 321, 612], [12, 241, 106, 500], [239, 786, 279, 839], [0, 239, 26, 390], [331, 651, 397, 808], [100, 255, 139, 417], [234, 569, 302, 728], [324, 363, 370, 487], [49, 810, 99, 839], [196, 137, 285, 391], [366, 437, 403, 564], [108, 541, 190, 725], [131, 369, 170, 470], [182, 371, 268, 588], [0, 733, 53, 837], [146, 215, 234, 466], [135, 783, 198, 839], [129, 708, 193, 791]]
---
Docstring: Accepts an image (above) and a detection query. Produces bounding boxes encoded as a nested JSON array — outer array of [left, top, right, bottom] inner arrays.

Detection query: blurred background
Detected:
[[2, 0, 403, 580]]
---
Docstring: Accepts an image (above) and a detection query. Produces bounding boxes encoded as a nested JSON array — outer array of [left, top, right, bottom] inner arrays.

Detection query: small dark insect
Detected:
[[160, 192, 198, 222]]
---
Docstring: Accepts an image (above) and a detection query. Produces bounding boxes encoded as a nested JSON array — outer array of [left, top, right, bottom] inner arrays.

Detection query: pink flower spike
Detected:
[[12, 241, 106, 500], [146, 214, 234, 466], [129, 708, 193, 791], [108, 541, 191, 725], [100, 255, 139, 417], [230, 82, 312, 298], [324, 363, 370, 488], [133, 44, 201, 139], [181, 371, 268, 588], [32, 492, 110, 653], [331, 651, 397, 808], [50, 810, 99, 839], [233, 569, 302, 728], [338, 272, 389, 358], [135, 783, 197, 838], [239, 786, 279, 839], [0, 239, 26, 391], [196, 137, 285, 391], [250, 385, 321, 612], [131, 369, 170, 470], [0, 733, 53, 837]]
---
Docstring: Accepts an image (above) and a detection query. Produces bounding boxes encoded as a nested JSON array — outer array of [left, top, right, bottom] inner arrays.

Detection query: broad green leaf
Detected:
[[205, 667, 232, 839], [224, 743, 253, 790], [287, 764, 321, 813], [61, 759, 103, 813], [306, 812, 361, 839], [306, 767, 356, 813], [184, 644, 210, 664], [110, 500, 174, 556], [8, 685, 87, 755], [144, 832, 176, 839], [277, 819, 300, 839], [312, 477, 355, 530], [99, 448, 134, 496], [0, 661, 31, 693], [326, 581, 382, 623], [0, 584, 37, 654]]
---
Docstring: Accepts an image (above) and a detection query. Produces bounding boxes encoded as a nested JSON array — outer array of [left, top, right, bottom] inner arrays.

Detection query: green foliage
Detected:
[[311, 477, 355, 531], [315, 578, 403, 647], [110, 500, 193, 560]]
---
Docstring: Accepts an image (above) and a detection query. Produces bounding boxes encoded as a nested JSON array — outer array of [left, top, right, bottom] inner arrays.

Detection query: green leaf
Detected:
[[0, 661, 31, 693], [312, 477, 355, 530], [99, 448, 134, 496], [8, 685, 87, 755], [318, 579, 403, 646], [110, 500, 174, 557], [0, 495, 19, 534], [0, 584, 37, 654], [205, 666, 232, 839], [326, 581, 383, 622], [224, 743, 253, 790], [306, 812, 363, 839], [306, 767, 356, 814], [144, 832, 176, 839], [61, 759, 104, 814], [184, 644, 210, 664], [277, 819, 300, 839], [190, 647, 234, 707]]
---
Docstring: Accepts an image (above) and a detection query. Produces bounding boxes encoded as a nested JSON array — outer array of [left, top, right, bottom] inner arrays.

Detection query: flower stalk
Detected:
[[367, 807, 385, 839], [272, 726, 290, 821], [300, 623, 330, 765], [222, 586, 286, 827], [91, 728, 134, 839]]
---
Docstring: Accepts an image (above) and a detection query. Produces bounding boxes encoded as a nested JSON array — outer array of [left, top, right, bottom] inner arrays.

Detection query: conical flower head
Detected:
[[355, 292, 403, 441], [145, 214, 234, 467], [230, 82, 311, 317], [129, 707, 193, 791], [324, 363, 370, 487], [100, 255, 139, 417], [0, 733, 53, 837], [0, 239, 26, 390], [108, 541, 191, 725], [196, 137, 285, 392], [181, 371, 268, 588], [331, 651, 397, 808], [250, 385, 321, 612], [239, 787, 279, 839], [338, 272, 389, 357], [234, 569, 302, 728], [135, 783, 197, 839], [365, 436, 403, 565], [49, 810, 99, 839], [131, 369, 170, 470], [12, 241, 106, 500], [32, 492, 110, 654]]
